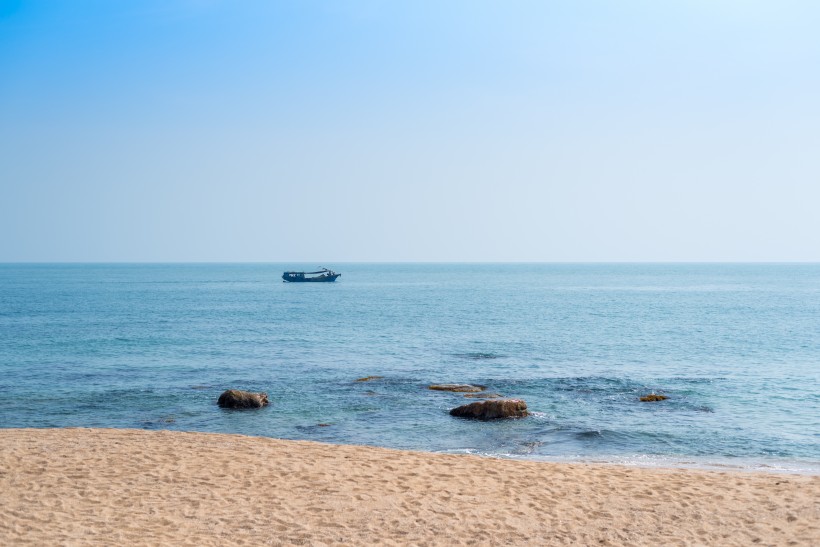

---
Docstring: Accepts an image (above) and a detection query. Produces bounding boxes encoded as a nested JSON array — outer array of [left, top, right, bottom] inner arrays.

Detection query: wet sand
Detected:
[[1, 428, 817, 545]]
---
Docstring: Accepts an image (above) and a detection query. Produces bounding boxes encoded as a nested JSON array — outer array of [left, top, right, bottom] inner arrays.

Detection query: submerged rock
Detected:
[[429, 384, 486, 393], [464, 393, 503, 399], [450, 399, 528, 420], [217, 389, 269, 409], [355, 376, 384, 382], [640, 394, 668, 402], [453, 352, 502, 360]]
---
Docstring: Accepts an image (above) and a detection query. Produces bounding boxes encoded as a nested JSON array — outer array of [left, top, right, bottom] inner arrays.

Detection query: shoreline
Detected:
[[2, 428, 818, 545], [494, 453, 820, 476]]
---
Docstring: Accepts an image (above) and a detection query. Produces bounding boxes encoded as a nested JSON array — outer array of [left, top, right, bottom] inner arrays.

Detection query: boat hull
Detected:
[[282, 272, 341, 282]]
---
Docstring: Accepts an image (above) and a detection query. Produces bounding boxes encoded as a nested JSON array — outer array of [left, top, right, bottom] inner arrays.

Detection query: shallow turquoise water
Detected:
[[1, 263, 818, 472]]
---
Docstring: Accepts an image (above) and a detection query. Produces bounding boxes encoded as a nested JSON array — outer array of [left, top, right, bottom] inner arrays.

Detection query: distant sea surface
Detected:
[[1, 263, 818, 473]]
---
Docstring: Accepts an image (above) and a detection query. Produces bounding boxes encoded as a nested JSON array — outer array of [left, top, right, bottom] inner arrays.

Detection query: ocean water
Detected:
[[1, 263, 818, 473]]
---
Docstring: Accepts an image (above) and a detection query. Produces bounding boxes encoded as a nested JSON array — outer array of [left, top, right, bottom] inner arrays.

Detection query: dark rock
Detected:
[[217, 389, 269, 409], [355, 376, 384, 382], [640, 394, 668, 402], [429, 384, 486, 393], [450, 399, 528, 420], [464, 393, 503, 399]]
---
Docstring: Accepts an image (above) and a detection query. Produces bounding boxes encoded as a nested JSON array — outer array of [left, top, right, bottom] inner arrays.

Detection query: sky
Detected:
[[1, 0, 818, 262]]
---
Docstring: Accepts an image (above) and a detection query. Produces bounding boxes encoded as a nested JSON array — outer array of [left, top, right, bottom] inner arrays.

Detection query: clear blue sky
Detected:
[[1, 0, 818, 262]]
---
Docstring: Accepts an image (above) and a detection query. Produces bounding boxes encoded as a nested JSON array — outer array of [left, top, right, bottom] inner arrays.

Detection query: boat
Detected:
[[282, 268, 341, 283]]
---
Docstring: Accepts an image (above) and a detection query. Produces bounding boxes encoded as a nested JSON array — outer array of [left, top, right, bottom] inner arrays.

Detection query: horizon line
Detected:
[[2, 260, 819, 265]]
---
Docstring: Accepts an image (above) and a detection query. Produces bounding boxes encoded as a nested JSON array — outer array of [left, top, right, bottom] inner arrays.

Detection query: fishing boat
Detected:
[[282, 268, 341, 283]]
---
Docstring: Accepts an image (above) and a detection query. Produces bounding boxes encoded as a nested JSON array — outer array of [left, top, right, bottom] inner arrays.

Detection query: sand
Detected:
[[1, 428, 817, 546]]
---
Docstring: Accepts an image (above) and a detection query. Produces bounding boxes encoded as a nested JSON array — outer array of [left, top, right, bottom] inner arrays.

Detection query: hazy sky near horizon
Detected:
[[1, 0, 819, 262]]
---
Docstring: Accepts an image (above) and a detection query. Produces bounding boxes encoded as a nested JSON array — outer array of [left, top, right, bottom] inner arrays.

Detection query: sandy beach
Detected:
[[1, 428, 817, 546]]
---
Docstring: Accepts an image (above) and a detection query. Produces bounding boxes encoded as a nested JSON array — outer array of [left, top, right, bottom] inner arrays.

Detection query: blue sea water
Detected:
[[1, 263, 818, 473]]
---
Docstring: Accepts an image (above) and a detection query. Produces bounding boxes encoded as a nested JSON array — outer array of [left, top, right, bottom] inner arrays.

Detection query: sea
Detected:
[[1, 263, 818, 473]]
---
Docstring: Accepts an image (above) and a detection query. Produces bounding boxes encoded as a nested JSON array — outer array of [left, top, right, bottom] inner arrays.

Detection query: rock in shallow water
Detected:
[[217, 390, 269, 409], [450, 399, 528, 420], [429, 384, 486, 393], [639, 394, 668, 402]]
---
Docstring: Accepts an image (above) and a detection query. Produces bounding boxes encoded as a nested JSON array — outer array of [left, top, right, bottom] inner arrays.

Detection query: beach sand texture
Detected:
[[1, 428, 817, 546]]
